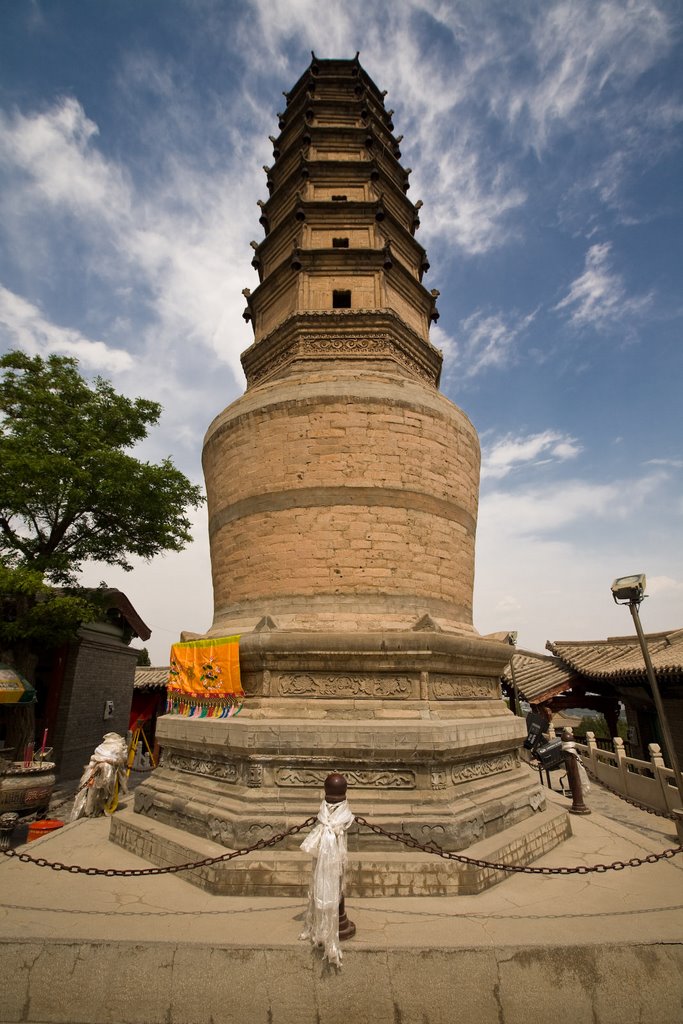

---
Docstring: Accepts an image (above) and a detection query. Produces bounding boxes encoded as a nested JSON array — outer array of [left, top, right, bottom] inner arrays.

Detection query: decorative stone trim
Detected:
[[247, 764, 264, 787], [274, 767, 416, 788], [277, 672, 415, 698], [241, 309, 442, 388], [430, 676, 499, 699], [161, 752, 239, 782], [451, 753, 517, 784]]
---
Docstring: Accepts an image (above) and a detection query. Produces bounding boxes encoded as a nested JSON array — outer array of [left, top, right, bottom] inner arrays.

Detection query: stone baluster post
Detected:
[[649, 743, 672, 815], [613, 736, 629, 799]]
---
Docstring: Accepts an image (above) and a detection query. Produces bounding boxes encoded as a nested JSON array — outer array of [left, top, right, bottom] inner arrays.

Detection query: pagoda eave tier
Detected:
[[253, 200, 425, 265], [240, 308, 443, 388], [264, 151, 410, 207]]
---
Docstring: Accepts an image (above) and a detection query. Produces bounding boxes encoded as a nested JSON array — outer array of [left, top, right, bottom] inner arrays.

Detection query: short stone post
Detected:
[[585, 731, 598, 780], [0, 812, 19, 851], [561, 729, 591, 815], [324, 772, 356, 941], [649, 743, 674, 815], [613, 736, 629, 796]]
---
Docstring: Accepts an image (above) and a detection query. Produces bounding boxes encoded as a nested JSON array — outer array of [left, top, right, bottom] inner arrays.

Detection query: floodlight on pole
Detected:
[[611, 573, 683, 810]]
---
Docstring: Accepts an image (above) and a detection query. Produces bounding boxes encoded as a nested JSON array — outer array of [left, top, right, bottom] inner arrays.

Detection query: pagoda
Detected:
[[116, 55, 569, 895]]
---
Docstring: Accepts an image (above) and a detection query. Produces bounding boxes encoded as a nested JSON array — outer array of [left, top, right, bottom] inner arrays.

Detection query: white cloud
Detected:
[[647, 576, 683, 599], [479, 478, 630, 536], [493, 0, 672, 151], [79, 506, 213, 665], [481, 430, 582, 481], [474, 469, 682, 649], [645, 458, 683, 469], [0, 94, 259, 430], [554, 242, 652, 330], [0, 285, 133, 373], [457, 308, 538, 377]]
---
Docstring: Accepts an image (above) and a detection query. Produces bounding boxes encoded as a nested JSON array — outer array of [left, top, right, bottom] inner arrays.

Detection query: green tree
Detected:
[[0, 563, 102, 652], [0, 350, 204, 670], [0, 351, 203, 581], [136, 646, 152, 666]]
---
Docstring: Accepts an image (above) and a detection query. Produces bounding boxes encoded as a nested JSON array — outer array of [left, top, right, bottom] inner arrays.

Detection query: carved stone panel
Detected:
[[163, 752, 239, 782], [430, 676, 498, 699], [451, 753, 516, 784], [274, 767, 416, 788], [247, 764, 264, 788], [277, 673, 415, 698]]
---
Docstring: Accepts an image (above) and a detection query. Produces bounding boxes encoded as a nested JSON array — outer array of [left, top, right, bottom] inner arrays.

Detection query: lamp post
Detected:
[[611, 574, 683, 812]]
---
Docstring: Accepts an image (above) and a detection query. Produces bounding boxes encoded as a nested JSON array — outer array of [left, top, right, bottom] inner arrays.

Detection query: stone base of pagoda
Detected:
[[113, 629, 567, 892], [110, 804, 571, 897]]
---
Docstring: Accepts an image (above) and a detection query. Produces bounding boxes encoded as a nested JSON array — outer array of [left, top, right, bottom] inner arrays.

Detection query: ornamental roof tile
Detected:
[[134, 666, 169, 690], [547, 628, 683, 679], [503, 650, 576, 703]]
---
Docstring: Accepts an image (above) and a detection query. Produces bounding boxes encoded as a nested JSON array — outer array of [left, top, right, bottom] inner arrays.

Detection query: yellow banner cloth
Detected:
[[167, 636, 243, 718]]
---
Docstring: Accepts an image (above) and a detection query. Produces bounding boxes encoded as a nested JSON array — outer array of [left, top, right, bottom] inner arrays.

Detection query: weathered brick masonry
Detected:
[[123, 56, 568, 892]]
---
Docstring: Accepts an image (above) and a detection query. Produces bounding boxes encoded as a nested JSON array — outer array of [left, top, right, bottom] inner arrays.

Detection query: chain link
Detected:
[[352, 815, 682, 875], [1, 817, 317, 876], [2, 811, 681, 878]]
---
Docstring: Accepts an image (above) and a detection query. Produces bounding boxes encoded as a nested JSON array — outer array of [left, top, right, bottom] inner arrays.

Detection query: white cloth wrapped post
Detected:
[[71, 732, 128, 820], [300, 796, 355, 966]]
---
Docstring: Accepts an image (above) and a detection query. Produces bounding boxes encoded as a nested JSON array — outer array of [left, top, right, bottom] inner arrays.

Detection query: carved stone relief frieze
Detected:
[[274, 767, 416, 789], [277, 673, 414, 698], [247, 764, 264, 788], [430, 676, 498, 699], [162, 752, 239, 782], [451, 753, 516, 784]]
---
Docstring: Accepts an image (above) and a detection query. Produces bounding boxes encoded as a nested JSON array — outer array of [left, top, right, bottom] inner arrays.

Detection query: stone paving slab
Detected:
[[0, 781, 681, 1023]]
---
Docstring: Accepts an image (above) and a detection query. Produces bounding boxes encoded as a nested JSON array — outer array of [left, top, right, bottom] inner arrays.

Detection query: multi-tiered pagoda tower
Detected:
[[119, 56, 569, 895]]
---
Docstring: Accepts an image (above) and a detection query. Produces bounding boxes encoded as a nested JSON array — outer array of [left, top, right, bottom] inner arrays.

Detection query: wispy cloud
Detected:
[[645, 458, 683, 469], [474, 466, 681, 648], [492, 0, 673, 152], [456, 308, 538, 377], [554, 242, 652, 330], [0, 94, 260, 424], [481, 430, 583, 481], [0, 286, 132, 372]]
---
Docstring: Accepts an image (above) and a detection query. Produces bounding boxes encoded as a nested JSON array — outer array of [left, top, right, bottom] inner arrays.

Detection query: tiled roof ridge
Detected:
[[547, 628, 683, 678]]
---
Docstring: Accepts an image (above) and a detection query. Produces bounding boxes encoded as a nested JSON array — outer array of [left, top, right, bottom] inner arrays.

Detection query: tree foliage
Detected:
[[0, 563, 103, 652], [0, 350, 204, 584], [136, 646, 152, 666]]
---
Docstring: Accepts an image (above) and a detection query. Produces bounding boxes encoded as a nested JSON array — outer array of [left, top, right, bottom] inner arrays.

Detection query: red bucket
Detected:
[[27, 819, 64, 842]]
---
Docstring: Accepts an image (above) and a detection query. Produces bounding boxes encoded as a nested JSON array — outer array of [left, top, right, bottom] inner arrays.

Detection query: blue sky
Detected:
[[1, 0, 681, 664]]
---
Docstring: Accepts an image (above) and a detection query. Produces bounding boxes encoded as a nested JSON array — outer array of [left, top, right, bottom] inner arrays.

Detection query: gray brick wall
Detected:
[[53, 626, 138, 780]]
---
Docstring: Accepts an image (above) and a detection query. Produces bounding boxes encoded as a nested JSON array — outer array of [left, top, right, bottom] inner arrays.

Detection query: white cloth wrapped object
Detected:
[[71, 732, 128, 820], [300, 797, 355, 966]]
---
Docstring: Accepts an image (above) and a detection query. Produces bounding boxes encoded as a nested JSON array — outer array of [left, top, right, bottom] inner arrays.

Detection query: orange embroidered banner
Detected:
[[166, 636, 243, 718]]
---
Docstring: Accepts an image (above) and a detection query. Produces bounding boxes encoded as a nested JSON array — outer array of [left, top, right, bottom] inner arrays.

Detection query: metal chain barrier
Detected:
[[352, 816, 683, 876], [2, 812, 681, 877], [1, 816, 317, 876], [579, 761, 678, 821]]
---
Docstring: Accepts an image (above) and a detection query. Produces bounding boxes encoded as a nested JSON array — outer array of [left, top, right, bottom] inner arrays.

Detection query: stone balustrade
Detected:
[[550, 727, 682, 815]]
